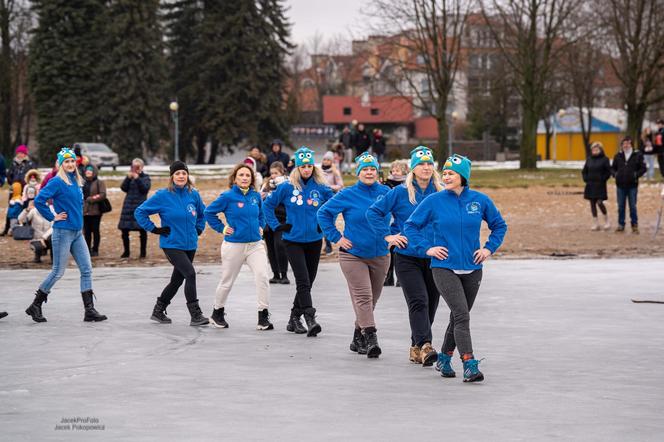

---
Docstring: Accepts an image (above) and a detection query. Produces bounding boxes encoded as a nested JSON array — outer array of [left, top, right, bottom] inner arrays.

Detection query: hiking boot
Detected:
[[615, 225, 625, 233], [435, 353, 456, 378], [186, 301, 209, 326], [269, 274, 280, 284], [463, 358, 484, 383], [349, 328, 367, 354], [278, 275, 290, 284], [0, 311, 7, 319], [150, 298, 171, 324], [82, 290, 108, 322], [420, 342, 438, 367], [632, 225, 639, 234], [25, 289, 48, 323], [286, 309, 306, 334], [120, 251, 130, 258], [210, 307, 228, 328], [257, 309, 274, 330], [409, 346, 421, 363], [363, 327, 381, 358], [303, 307, 321, 337]]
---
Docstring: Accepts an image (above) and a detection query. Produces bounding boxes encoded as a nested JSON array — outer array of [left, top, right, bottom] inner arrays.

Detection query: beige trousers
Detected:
[[215, 241, 270, 311]]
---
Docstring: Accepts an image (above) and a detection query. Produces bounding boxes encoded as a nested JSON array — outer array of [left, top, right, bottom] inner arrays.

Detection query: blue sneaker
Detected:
[[462, 358, 484, 383], [435, 353, 456, 378]]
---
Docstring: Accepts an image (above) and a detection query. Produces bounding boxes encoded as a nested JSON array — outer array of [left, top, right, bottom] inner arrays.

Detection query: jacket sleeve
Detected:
[[134, 191, 162, 232], [404, 198, 434, 255], [482, 196, 507, 254], [317, 192, 345, 244], [637, 152, 647, 177], [602, 158, 612, 181], [366, 188, 395, 239], [581, 162, 588, 183], [0, 156, 5, 186], [204, 194, 228, 233], [195, 192, 206, 233], [321, 184, 335, 203], [137, 174, 151, 194], [262, 184, 285, 230], [120, 177, 130, 193], [610, 155, 618, 177], [34, 179, 58, 222], [258, 196, 266, 229]]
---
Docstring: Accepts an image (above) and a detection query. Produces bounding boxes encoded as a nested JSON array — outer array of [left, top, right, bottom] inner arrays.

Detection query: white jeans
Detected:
[[215, 241, 270, 310]]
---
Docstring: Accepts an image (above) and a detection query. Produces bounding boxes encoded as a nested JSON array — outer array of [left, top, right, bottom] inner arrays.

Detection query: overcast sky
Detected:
[[284, 0, 371, 48]]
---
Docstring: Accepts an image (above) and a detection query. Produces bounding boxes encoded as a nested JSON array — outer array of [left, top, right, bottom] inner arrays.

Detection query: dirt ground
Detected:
[[1, 176, 663, 269]]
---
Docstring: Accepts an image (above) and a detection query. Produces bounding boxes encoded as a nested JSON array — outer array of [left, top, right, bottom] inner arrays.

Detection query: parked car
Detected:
[[73, 142, 119, 170]]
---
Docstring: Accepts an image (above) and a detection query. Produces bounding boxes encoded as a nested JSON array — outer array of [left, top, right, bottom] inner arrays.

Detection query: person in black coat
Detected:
[[582, 142, 612, 231], [352, 124, 372, 156], [266, 140, 290, 171], [2, 145, 37, 236], [611, 136, 647, 233], [118, 158, 151, 258]]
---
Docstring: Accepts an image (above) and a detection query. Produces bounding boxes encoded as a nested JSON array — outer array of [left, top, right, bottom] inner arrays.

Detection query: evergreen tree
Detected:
[[29, 0, 106, 160], [100, 0, 166, 162]]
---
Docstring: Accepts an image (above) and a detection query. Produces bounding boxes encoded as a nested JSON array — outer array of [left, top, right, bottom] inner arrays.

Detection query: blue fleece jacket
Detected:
[[404, 187, 507, 271], [263, 178, 334, 243], [134, 186, 206, 251], [317, 181, 390, 259], [366, 180, 438, 258], [34, 174, 83, 231], [204, 185, 265, 243]]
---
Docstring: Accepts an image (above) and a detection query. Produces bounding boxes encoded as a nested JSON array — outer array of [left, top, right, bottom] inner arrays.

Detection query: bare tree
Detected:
[[369, 0, 474, 164], [599, 0, 664, 141], [480, 0, 582, 169]]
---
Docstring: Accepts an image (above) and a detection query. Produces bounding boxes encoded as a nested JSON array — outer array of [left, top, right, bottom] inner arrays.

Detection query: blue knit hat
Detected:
[[294, 146, 315, 167], [410, 145, 434, 170], [57, 147, 77, 167], [443, 154, 471, 183], [355, 151, 380, 175]]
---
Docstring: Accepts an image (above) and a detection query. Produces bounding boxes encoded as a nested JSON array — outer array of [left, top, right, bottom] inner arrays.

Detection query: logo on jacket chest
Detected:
[[307, 190, 321, 207], [187, 203, 197, 217], [466, 202, 481, 215], [238, 196, 258, 209]]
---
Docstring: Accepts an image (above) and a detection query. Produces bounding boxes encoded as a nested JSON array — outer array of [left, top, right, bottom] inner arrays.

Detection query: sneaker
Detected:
[[409, 346, 421, 363], [462, 358, 484, 383], [615, 225, 625, 233], [210, 307, 228, 328], [435, 353, 456, 378], [632, 225, 639, 234], [420, 342, 438, 367], [257, 309, 274, 330]]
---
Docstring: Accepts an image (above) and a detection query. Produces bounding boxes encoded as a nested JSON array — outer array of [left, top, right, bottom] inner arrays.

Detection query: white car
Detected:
[[73, 142, 119, 170]]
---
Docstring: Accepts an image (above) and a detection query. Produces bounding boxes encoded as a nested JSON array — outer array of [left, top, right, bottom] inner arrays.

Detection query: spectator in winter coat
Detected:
[[3, 145, 36, 235], [352, 124, 372, 156], [655, 119, 664, 178], [18, 200, 53, 263], [118, 158, 151, 258], [381, 159, 410, 287], [339, 126, 353, 173], [611, 136, 647, 233], [261, 162, 290, 285], [582, 142, 612, 231], [266, 140, 290, 171], [249, 145, 269, 178], [371, 129, 387, 163], [321, 151, 344, 255], [640, 127, 656, 180], [82, 165, 107, 257], [6, 182, 23, 235], [21, 169, 42, 206], [243, 157, 264, 190], [40, 160, 59, 190]]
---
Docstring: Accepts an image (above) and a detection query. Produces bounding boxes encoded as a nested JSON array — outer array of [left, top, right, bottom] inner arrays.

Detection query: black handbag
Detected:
[[12, 225, 34, 240], [99, 198, 112, 214]]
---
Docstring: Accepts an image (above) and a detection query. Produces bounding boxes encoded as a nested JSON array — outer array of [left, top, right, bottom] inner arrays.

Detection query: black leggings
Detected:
[[160, 249, 197, 304], [121, 229, 148, 256], [83, 215, 102, 252], [284, 239, 322, 311], [264, 227, 289, 277], [589, 199, 607, 217]]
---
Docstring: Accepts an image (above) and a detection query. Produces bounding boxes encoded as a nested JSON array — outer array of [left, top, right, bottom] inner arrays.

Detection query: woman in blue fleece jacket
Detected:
[[317, 152, 390, 358], [134, 161, 208, 327], [366, 146, 443, 367], [204, 164, 273, 331], [263, 146, 334, 337], [25, 148, 107, 323], [404, 154, 507, 382]]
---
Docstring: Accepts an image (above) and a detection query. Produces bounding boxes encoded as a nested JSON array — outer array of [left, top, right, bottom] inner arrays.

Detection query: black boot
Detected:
[[0, 311, 7, 319], [210, 307, 228, 328], [363, 327, 381, 358], [25, 289, 48, 323], [257, 309, 274, 330], [303, 307, 322, 337], [349, 328, 367, 354], [150, 298, 171, 324], [82, 291, 108, 322], [278, 273, 290, 284], [286, 308, 306, 334], [186, 300, 209, 326], [269, 274, 280, 284], [383, 274, 394, 286]]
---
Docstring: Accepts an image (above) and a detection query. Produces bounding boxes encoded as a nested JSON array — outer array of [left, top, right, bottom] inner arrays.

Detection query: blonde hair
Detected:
[[405, 168, 443, 205], [56, 165, 84, 186], [289, 165, 327, 191], [390, 160, 410, 177]]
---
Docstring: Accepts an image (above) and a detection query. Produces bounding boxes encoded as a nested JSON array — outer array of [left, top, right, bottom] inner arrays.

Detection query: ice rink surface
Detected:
[[1, 259, 663, 441]]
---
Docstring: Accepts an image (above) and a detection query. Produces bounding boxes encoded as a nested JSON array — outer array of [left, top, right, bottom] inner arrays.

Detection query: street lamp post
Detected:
[[448, 111, 459, 157], [169, 101, 179, 161]]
